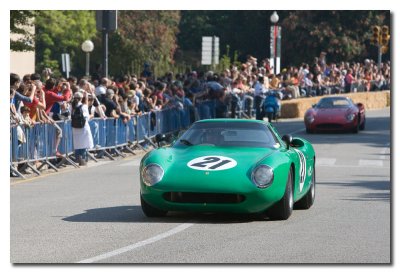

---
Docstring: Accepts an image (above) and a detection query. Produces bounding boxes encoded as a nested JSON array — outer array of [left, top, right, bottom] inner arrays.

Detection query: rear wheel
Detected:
[[267, 168, 294, 220], [294, 162, 315, 210], [140, 195, 168, 217]]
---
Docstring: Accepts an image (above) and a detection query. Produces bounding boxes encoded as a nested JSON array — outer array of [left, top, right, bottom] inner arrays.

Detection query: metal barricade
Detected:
[[196, 100, 216, 120], [136, 114, 149, 142], [10, 106, 209, 179]]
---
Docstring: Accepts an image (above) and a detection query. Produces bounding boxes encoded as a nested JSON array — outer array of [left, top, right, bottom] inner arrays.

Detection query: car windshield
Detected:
[[174, 121, 280, 148], [316, 97, 352, 108]]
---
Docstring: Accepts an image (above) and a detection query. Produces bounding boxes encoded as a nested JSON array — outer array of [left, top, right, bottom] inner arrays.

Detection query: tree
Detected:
[[35, 11, 97, 76], [281, 11, 390, 65], [10, 10, 36, 52], [177, 11, 390, 69], [100, 10, 181, 78]]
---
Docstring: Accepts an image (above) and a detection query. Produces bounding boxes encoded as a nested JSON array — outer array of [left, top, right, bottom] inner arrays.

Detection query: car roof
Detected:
[[196, 119, 268, 124], [319, 96, 351, 101]]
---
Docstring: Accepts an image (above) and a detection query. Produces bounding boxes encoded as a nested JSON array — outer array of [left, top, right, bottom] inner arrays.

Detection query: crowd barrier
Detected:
[[10, 106, 196, 179]]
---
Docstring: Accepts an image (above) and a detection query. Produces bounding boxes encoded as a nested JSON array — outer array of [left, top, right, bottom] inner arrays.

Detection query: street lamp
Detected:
[[270, 11, 279, 24], [269, 11, 281, 75], [81, 40, 94, 77]]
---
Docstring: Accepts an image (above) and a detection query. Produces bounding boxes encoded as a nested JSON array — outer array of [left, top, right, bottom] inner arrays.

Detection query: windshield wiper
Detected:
[[179, 139, 193, 146]]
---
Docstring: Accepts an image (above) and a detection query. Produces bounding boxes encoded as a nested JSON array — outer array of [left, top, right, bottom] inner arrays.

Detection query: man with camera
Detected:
[[42, 78, 71, 158], [44, 78, 72, 116]]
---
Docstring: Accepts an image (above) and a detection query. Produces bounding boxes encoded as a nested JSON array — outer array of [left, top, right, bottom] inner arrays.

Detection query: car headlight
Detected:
[[142, 164, 164, 186], [305, 114, 314, 123], [251, 165, 274, 188], [346, 113, 356, 121]]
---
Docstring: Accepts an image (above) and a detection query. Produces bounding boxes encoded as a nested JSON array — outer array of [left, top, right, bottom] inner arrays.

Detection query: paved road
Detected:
[[10, 108, 391, 263]]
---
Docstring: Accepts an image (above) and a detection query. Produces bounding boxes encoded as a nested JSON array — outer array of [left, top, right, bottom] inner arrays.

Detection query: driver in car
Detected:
[[203, 130, 223, 145]]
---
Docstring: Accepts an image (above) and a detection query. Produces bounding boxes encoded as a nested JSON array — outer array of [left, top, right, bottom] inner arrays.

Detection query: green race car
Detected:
[[140, 119, 316, 220]]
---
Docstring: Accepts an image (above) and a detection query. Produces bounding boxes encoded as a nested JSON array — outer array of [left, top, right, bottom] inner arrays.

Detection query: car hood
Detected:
[[143, 145, 279, 192], [315, 107, 353, 118]]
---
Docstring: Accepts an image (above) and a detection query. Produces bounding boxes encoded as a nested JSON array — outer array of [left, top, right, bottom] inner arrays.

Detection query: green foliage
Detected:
[[103, 10, 181, 78], [35, 11, 97, 76], [216, 45, 231, 73], [177, 10, 390, 68], [18, 10, 392, 77], [10, 10, 36, 52], [281, 11, 390, 65]]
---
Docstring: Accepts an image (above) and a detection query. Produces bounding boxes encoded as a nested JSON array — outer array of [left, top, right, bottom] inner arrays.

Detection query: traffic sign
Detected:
[[61, 53, 70, 78], [201, 36, 219, 65]]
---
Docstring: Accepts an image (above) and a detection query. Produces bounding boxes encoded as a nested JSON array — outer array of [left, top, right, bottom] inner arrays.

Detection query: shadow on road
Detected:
[[62, 206, 263, 224]]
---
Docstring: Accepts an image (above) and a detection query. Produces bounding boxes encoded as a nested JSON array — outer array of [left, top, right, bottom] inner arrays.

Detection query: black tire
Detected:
[[267, 168, 294, 220], [294, 161, 315, 210], [359, 117, 366, 130], [140, 195, 168, 217], [352, 117, 360, 133], [266, 112, 273, 123]]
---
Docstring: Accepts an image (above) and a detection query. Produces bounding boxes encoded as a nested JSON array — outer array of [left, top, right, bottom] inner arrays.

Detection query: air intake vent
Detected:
[[163, 192, 245, 204]]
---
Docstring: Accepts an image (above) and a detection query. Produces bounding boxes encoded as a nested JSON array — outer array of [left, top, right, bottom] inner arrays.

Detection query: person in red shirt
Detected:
[[344, 69, 354, 93], [44, 78, 71, 114], [37, 78, 65, 157]]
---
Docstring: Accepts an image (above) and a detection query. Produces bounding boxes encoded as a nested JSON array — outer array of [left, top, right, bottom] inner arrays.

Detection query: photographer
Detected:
[[22, 80, 46, 122], [44, 78, 72, 118], [11, 73, 35, 113]]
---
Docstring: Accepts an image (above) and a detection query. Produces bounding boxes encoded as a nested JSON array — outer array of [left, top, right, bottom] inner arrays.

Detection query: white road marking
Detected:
[[316, 158, 336, 166], [77, 223, 194, 263], [315, 157, 388, 169], [359, 159, 383, 167], [379, 143, 390, 160], [318, 164, 389, 169]]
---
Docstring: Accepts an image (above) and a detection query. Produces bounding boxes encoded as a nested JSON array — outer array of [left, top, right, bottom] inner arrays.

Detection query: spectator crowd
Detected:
[[10, 54, 391, 165]]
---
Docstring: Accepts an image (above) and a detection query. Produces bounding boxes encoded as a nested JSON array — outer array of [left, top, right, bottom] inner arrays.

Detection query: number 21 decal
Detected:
[[187, 156, 237, 171]]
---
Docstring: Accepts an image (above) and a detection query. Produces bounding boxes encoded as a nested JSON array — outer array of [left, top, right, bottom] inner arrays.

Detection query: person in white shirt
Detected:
[[253, 75, 268, 120], [71, 90, 93, 166]]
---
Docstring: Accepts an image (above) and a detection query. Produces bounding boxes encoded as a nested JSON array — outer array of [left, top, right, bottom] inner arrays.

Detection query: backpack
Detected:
[[71, 105, 86, 128]]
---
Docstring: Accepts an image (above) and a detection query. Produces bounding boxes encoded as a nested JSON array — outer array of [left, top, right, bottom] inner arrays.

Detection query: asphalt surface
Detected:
[[10, 107, 391, 263]]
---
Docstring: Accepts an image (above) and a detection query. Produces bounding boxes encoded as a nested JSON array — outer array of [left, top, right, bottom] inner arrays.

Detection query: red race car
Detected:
[[304, 96, 366, 133]]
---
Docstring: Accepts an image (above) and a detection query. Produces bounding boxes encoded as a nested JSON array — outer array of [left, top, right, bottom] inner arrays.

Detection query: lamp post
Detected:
[[81, 40, 94, 77], [269, 11, 281, 75]]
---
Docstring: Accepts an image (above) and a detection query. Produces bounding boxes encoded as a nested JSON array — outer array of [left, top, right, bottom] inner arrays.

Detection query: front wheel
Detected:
[[294, 162, 315, 210], [359, 117, 366, 130], [266, 168, 294, 220], [352, 116, 360, 133], [140, 195, 168, 217]]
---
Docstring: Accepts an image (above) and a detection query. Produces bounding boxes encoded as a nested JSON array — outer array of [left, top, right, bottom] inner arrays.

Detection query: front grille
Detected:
[[163, 192, 246, 204], [316, 123, 343, 129]]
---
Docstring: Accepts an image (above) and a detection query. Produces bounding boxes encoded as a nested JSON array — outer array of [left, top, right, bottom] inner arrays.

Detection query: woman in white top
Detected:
[[71, 90, 93, 166]]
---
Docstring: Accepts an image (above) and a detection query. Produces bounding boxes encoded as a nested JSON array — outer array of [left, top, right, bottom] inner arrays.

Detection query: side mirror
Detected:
[[281, 134, 293, 149], [155, 133, 167, 147]]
